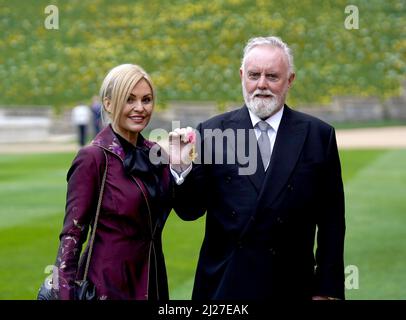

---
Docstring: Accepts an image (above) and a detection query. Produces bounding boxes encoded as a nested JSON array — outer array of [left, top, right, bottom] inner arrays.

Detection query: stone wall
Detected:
[[298, 95, 405, 124], [0, 107, 52, 143], [385, 96, 406, 120], [0, 82, 405, 143]]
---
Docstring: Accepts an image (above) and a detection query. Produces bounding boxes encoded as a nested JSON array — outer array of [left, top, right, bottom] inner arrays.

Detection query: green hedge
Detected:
[[1, 0, 404, 108]]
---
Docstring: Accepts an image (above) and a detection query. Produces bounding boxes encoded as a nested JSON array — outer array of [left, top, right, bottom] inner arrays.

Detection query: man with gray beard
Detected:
[[170, 36, 345, 300]]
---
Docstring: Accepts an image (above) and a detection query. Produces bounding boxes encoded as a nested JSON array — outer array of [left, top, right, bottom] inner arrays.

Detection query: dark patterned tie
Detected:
[[257, 121, 271, 170]]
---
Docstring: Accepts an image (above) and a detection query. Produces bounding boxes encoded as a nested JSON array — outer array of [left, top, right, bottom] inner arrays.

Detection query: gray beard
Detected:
[[242, 85, 283, 120]]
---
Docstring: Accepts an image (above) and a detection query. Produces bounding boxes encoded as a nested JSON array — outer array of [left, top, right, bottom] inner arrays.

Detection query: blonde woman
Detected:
[[52, 64, 171, 300]]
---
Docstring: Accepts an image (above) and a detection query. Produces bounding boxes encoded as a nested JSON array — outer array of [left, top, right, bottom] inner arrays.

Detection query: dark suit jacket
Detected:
[[173, 105, 345, 300]]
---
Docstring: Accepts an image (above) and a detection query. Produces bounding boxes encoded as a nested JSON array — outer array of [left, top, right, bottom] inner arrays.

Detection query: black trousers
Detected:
[[77, 125, 87, 146]]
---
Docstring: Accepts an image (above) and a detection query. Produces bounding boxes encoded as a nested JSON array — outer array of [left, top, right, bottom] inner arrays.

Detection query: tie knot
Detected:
[[257, 121, 270, 132]]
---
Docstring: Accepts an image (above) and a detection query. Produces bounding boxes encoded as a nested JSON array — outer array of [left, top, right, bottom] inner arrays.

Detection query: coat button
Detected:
[[269, 248, 276, 255], [287, 184, 293, 191], [276, 217, 283, 224]]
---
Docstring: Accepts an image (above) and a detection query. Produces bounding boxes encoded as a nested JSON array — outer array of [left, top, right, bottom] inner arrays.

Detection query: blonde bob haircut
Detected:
[[99, 64, 155, 126]]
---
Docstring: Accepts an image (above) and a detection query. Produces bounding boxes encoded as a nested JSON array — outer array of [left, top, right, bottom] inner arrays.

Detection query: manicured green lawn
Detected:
[[0, 149, 405, 299], [341, 149, 406, 299]]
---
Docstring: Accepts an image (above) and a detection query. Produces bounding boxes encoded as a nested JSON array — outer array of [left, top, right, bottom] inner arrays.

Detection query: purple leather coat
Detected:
[[54, 125, 171, 300]]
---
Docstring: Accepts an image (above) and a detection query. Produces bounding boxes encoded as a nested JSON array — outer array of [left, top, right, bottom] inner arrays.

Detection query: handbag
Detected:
[[37, 149, 108, 300]]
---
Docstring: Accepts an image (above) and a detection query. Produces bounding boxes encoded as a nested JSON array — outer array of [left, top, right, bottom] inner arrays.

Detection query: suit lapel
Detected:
[[222, 106, 264, 193], [258, 106, 309, 208]]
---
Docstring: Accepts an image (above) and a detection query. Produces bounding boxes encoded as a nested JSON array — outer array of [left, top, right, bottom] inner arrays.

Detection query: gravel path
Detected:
[[1, 127, 405, 154], [336, 126, 406, 149]]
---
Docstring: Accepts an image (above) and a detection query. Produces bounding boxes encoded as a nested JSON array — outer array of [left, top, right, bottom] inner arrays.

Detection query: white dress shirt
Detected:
[[247, 106, 284, 167]]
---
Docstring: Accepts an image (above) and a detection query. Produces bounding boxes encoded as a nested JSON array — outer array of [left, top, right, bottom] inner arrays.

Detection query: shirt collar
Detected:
[[247, 105, 284, 133]]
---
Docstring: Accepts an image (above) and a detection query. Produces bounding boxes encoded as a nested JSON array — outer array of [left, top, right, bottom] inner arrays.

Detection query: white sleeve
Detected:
[[170, 164, 193, 185]]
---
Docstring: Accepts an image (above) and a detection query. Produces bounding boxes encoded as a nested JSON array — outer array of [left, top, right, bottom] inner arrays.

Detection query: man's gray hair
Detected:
[[241, 36, 294, 75]]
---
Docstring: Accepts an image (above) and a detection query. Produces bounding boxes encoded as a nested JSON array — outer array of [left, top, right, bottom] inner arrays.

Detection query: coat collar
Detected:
[[247, 105, 284, 134], [221, 105, 309, 201], [91, 124, 154, 161], [221, 106, 264, 193]]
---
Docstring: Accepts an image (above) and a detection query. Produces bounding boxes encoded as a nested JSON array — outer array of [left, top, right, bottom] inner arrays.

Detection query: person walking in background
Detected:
[[90, 95, 103, 136], [51, 64, 172, 300], [170, 36, 346, 300], [71, 103, 91, 146]]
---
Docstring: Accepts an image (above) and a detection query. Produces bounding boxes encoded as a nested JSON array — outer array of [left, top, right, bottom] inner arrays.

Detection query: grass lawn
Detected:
[[0, 148, 405, 299], [341, 149, 406, 299]]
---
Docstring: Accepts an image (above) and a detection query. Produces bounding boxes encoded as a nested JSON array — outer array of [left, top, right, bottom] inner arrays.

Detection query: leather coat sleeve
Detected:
[[54, 146, 104, 299]]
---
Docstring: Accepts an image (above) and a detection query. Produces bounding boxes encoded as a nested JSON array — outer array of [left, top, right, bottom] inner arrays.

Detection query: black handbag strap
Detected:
[[82, 149, 108, 281]]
